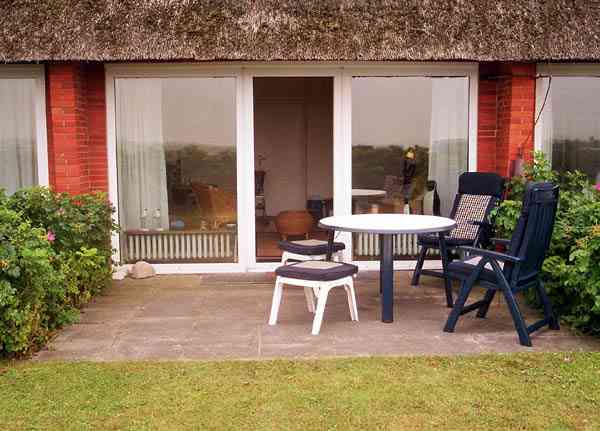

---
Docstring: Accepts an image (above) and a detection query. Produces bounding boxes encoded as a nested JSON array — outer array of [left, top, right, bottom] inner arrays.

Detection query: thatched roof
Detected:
[[1, 0, 600, 63]]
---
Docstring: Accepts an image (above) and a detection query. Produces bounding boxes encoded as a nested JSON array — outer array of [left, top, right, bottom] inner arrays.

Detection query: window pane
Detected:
[[115, 77, 237, 263], [352, 77, 469, 259], [0, 78, 37, 194], [539, 77, 600, 183]]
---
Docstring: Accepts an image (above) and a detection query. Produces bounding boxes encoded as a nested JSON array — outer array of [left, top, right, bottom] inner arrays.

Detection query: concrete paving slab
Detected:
[[33, 272, 600, 361]]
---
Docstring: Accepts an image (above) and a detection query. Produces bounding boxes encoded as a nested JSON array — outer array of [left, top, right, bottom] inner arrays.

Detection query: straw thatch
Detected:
[[1, 0, 600, 63]]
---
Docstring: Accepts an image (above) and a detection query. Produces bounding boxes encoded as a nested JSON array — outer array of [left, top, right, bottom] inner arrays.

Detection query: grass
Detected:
[[1, 353, 600, 430]]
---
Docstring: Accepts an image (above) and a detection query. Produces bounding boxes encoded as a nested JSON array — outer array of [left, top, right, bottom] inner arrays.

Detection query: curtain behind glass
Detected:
[[428, 78, 469, 216], [116, 79, 170, 230], [0, 79, 37, 194], [536, 77, 553, 160]]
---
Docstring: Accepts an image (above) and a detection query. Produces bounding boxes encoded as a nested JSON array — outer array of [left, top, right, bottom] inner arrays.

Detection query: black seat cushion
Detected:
[[418, 234, 473, 248], [447, 256, 504, 283], [275, 261, 358, 281], [279, 239, 345, 256]]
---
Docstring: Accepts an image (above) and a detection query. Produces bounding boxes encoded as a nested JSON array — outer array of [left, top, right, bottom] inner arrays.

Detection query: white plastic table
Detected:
[[319, 214, 456, 323], [351, 189, 387, 198]]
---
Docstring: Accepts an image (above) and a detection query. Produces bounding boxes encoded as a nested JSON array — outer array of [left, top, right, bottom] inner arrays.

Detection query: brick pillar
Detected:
[[46, 62, 90, 194], [496, 63, 536, 177], [86, 64, 108, 192], [46, 62, 108, 194], [477, 63, 498, 173], [477, 62, 536, 177]]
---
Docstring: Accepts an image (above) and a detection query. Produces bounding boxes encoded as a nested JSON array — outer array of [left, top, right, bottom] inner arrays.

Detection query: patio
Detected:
[[34, 272, 600, 361]]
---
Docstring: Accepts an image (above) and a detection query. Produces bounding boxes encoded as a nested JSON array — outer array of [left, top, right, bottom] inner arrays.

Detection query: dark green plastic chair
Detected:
[[443, 182, 560, 346]]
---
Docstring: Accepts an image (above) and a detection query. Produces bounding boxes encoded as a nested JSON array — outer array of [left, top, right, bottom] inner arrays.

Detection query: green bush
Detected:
[[492, 152, 600, 334], [0, 187, 116, 355]]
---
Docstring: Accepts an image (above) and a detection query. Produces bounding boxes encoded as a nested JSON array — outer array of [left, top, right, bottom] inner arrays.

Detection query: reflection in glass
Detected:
[[351, 77, 469, 259], [538, 77, 600, 184], [115, 77, 237, 263], [0, 79, 37, 194]]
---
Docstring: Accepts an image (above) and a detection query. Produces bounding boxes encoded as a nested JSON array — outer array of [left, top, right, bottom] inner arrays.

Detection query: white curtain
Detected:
[[428, 78, 469, 216], [536, 77, 553, 160], [0, 79, 37, 194], [116, 79, 170, 230]]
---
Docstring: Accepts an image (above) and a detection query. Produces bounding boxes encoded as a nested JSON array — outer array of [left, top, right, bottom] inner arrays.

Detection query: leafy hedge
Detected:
[[0, 187, 117, 356], [493, 152, 600, 335]]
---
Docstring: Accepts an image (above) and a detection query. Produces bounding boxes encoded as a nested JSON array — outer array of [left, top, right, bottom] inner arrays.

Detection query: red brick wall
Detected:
[[477, 68, 498, 173], [46, 62, 107, 194], [85, 64, 108, 192], [477, 62, 536, 177]]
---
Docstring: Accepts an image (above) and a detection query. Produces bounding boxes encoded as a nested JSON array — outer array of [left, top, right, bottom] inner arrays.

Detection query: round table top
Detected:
[[351, 189, 387, 198], [319, 214, 456, 234]]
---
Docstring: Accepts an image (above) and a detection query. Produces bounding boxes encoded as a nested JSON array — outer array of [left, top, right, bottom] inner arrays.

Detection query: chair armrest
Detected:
[[490, 238, 511, 246], [458, 246, 523, 263]]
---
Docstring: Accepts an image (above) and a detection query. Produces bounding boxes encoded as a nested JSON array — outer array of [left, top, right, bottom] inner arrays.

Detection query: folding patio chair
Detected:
[[411, 172, 505, 304], [443, 182, 560, 346]]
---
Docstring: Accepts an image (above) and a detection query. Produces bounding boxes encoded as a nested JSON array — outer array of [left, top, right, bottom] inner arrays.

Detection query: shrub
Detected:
[[492, 152, 600, 334], [0, 187, 116, 355]]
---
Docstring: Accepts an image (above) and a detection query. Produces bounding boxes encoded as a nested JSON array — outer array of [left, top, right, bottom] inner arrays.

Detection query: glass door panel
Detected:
[[351, 76, 469, 260], [115, 77, 238, 263], [253, 77, 334, 262]]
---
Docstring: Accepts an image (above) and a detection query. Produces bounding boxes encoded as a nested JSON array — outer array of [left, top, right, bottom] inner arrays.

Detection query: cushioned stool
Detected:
[[268, 260, 359, 335], [279, 239, 346, 264]]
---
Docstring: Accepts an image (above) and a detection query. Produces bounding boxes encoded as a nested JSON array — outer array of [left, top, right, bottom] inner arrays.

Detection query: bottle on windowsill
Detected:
[[154, 208, 164, 231], [140, 208, 149, 231]]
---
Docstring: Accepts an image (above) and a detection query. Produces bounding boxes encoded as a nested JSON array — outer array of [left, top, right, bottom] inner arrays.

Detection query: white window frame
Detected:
[[105, 62, 478, 273], [0, 64, 49, 188], [535, 63, 600, 154]]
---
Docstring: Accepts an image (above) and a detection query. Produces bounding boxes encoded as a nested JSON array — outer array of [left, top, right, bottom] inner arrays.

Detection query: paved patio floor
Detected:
[[35, 272, 600, 361]]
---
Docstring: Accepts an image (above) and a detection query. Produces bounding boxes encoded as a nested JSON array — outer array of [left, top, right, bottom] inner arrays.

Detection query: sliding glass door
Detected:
[[114, 77, 238, 264], [351, 76, 470, 261], [107, 63, 476, 272]]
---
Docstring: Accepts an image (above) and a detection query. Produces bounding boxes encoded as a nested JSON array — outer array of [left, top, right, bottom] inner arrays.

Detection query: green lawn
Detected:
[[1, 353, 599, 430]]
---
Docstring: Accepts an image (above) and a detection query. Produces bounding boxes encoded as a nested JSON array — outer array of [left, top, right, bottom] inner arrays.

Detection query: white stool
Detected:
[[268, 260, 359, 335]]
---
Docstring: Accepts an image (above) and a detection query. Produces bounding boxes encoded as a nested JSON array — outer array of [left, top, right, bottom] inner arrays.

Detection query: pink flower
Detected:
[[46, 231, 56, 242], [596, 183, 600, 192]]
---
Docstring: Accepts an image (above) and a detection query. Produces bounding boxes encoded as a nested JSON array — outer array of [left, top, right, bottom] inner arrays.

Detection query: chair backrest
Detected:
[[504, 182, 559, 284], [447, 172, 505, 241]]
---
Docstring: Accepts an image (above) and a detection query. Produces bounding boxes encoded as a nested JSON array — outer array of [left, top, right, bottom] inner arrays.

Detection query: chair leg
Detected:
[[379, 234, 384, 294], [268, 277, 284, 326], [501, 286, 532, 347], [303, 287, 316, 313], [536, 280, 560, 330], [438, 235, 453, 308], [312, 285, 332, 335], [411, 246, 427, 286], [444, 280, 475, 332], [475, 289, 497, 318], [344, 279, 359, 322]]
